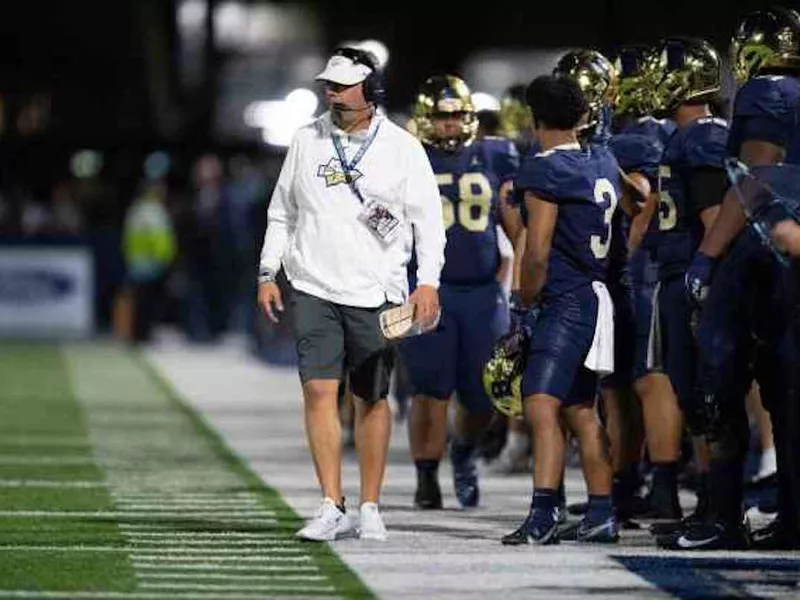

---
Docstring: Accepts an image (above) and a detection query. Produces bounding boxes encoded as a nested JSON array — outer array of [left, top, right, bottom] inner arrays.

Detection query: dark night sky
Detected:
[[0, 0, 797, 141]]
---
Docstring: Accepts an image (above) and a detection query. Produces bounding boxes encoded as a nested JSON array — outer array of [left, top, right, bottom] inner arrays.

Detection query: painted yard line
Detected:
[[131, 547, 308, 556], [113, 504, 265, 511], [0, 436, 92, 446], [132, 555, 313, 564], [117, 530, 289, 539], [0, 511, 276, 521], [128, 540, 302, 547], [138, 583, 336, 593], [0, 590, 341, 600], [0, 457, 94, 466], [133, 564, 319, 573], [0, 480, 105, 489], [131, 549, 309, 560], [139, 573, 327, 582], [0, 544, 303, 553]]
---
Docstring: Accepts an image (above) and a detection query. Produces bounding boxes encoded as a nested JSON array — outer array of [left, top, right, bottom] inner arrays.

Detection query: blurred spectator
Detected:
[[51, 181, 84, 235], [183, 154, 231, 342], [122, 179, 176, 343]]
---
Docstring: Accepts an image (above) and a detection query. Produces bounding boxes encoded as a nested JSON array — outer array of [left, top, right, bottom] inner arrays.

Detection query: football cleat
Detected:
[[731, 6, 800, 85], [501, 509, 560, 545], [412, 75, 478, 152]]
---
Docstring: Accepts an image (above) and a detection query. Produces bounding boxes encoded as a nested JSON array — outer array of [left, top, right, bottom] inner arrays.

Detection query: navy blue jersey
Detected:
[[654, 117, 729, 278], [515, 143, 623, 297], [427, 136, 519, 284], [789, 99, 800, 164], [729, 75, 800, 159], [611, 117, 674, 250]]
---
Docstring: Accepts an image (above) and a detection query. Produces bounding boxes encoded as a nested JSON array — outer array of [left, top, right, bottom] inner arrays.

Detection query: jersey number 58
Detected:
[[436, 173, 493, 233]]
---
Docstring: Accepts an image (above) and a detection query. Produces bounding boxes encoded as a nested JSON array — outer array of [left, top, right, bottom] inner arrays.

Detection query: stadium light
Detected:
[[472, 92, 501, 112], [246, 88, 318, 147]]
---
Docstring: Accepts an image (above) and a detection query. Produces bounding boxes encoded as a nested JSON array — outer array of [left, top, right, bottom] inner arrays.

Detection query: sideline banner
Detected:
[[0, 247, 94, 337]]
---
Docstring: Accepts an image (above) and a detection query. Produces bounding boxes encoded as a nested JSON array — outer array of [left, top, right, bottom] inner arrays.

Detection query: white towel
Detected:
[[584, 281, 615, 376], [646, 282, 663, 370]]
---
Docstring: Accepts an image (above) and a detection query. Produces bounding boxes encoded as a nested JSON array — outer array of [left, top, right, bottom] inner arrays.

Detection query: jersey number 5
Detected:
[[590, 178, 619, 259], [657, 166, 677, 231], [436, 173, 492, 232]]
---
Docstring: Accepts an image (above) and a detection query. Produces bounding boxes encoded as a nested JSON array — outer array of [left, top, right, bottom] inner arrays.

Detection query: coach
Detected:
[[257, 47, 445, 542]]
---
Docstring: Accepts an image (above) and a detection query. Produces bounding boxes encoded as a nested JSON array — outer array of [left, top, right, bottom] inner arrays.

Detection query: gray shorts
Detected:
[[289, 287, 397, 402]]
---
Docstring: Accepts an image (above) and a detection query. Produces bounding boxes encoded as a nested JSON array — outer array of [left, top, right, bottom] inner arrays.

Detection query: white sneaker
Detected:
[[296, 498, 356, 541], [358, 502, 388, 541]]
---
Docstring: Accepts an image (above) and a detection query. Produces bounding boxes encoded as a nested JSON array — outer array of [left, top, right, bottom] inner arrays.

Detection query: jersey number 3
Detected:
[[590, 178, 618, 259], [436, 173, 492, 232]]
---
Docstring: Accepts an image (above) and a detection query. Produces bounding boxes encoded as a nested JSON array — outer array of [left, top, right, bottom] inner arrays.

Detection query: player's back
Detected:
[[426, 136, 518, 285], [655, 116, 728, 277], [729, 75, 800, 159], [515, 143, 622, 298]]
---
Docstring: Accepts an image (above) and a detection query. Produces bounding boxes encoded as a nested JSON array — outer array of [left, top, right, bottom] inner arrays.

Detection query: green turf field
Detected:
[[0, 343, 374, 599]]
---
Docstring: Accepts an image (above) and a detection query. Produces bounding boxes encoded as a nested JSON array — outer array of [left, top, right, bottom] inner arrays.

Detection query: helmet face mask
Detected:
[[482, 326, 531, 421], [653, 37, 721, 116], [731, 7, 800, 85], [413, 75, 478, 151]]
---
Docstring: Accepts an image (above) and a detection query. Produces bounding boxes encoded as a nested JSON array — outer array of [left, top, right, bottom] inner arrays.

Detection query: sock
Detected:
[[586, 495, 614, 525], [708, 460, 744, 525], [557, 482, 566, 508], [450, 438, 476, 467], [650, 461, 678, 501], [756, 447, 777, 478], [694, 472, 709, 518], [415, 459, 440, 478]]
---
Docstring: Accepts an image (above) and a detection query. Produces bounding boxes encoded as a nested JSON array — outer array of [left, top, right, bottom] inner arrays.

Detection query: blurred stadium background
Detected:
[[0, 0, 770, 347]]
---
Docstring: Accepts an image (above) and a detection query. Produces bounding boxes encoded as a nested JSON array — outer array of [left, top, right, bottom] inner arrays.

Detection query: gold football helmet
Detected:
[[653, 37, 721, 114], [412, 75, 478, 151], [498, 84, 533, 141], [614, 45, 664, 117], [731, 6, 800, 85], [553, 49, 619, 130]]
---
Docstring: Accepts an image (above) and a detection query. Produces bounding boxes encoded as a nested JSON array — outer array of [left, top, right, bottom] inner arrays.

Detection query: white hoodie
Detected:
[[260, 111, 445, 307]]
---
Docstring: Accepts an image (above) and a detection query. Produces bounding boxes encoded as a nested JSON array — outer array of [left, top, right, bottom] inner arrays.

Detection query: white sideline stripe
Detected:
[[0, 511, 276, 522], [0, 457, 94, 466], [139, 583, 336, 593], [140, 573, 327, 582], [134, 564, 319, 573], [133, 555, 312, 564], [0, 544, 300, 553], [0, 480, 105, 489], [0, 591, 340, 600]]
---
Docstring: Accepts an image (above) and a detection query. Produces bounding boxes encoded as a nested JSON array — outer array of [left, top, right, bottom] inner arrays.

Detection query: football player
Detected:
[[402, 75, 519, 509], [502, 74, 638, 545], [632, 37, 732, 549], [608, 45, 684, 522], [681, 7, 800, 550]]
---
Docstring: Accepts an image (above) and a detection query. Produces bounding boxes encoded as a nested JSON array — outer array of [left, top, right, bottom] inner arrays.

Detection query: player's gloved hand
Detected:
[[684, 251, 717, 309], [509, 290, 540, 332]]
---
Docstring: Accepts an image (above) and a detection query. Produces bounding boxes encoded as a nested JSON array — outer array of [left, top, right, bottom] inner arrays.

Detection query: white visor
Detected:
[[315, 55, 372, 86]]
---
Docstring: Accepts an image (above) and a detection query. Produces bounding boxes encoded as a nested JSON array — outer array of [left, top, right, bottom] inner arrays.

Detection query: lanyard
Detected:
[[331, 121, 381, 203]]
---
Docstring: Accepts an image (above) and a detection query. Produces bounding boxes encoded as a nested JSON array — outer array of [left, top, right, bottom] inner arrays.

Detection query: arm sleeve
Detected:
[[259, 136, 300, 273], [689, 167, 728, 215], [405, 139, 446, 289]]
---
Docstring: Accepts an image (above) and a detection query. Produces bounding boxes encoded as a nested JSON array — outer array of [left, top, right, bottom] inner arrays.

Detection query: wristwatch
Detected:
[[258, 268, 277, 284]]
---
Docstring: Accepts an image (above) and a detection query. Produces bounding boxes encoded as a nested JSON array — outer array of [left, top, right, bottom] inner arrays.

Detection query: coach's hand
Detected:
[[258, 282, 284, 324], [409, 285, 440, 331]]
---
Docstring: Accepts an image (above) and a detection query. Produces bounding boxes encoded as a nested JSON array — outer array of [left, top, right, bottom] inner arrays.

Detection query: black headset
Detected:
[[332, 46, 386, 105]]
